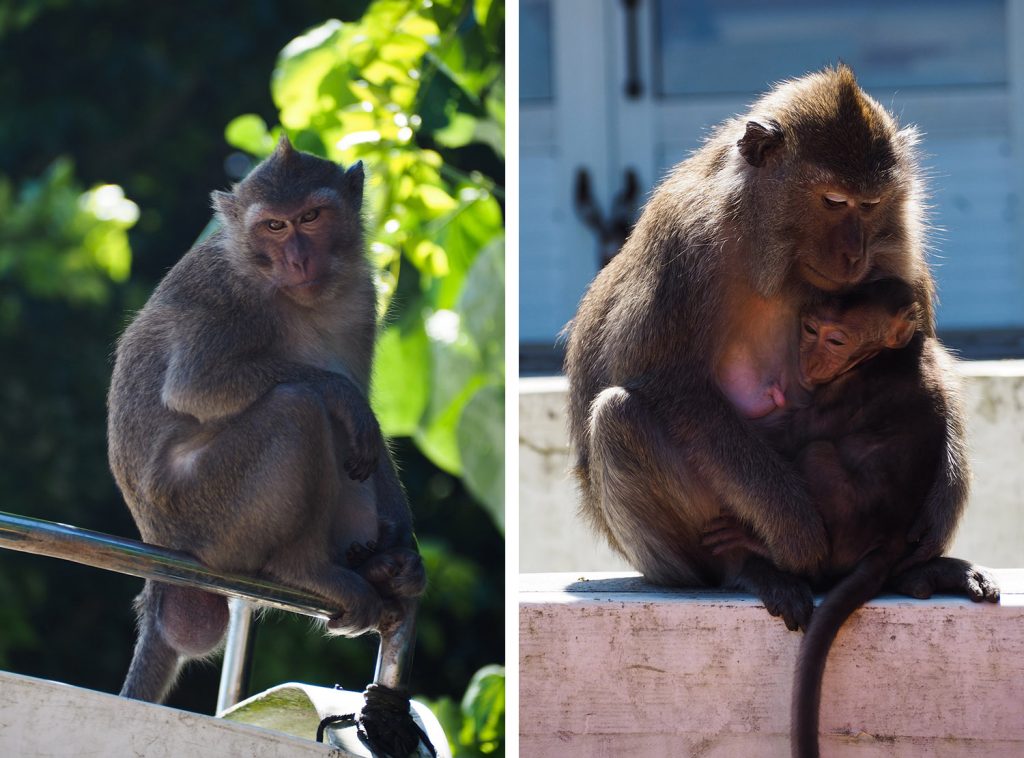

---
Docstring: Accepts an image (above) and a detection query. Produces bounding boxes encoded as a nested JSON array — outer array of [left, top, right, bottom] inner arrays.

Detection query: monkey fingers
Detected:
[[701, 516, 772, 558], [346, 540, 379, 568]]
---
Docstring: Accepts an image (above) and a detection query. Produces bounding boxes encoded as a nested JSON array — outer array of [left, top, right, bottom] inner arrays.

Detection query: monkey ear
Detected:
[[737, 119, 784, 168], [885, 306, 918, 349], [211, 190, 240, 221], [342, 161, 365, 206]]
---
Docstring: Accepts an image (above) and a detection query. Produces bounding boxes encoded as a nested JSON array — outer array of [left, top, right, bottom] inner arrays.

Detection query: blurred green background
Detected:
[[0, 0, 504, 754]]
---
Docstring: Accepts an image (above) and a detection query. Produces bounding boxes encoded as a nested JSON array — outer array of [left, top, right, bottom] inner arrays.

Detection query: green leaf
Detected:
[[224, 114, 275, 156], [457, 236, 504, 374], [457, 385, 504, 529], [371, 320, 430, 437], [461, 665, 505, 751]]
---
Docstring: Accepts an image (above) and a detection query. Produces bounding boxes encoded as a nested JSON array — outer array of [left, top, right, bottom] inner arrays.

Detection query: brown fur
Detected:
[[565, 66, 981, 634], [108, 137, 425, 703]]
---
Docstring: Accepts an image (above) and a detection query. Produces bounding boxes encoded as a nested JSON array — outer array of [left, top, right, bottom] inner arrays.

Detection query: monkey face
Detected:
[[243, 192, 351, 304], [211, 137, 366, 305], [794, 187, 885, 292], [798, 308, 880, 387]]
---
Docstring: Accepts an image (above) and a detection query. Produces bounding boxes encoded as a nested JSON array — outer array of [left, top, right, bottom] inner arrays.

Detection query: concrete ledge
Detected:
[[519, 364, 1024, 572], [520, 570, 1024, 757], [0, 671, 342, 757]]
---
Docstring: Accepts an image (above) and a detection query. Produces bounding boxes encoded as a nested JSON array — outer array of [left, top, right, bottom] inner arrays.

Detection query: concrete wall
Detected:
[[520, 570, 1024, 757], [519, 361, 1024, 572]]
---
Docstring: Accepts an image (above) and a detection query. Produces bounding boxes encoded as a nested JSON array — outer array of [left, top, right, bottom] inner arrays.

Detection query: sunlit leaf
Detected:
[[225, 114, 275, 156], [458, 385, 503, 527]]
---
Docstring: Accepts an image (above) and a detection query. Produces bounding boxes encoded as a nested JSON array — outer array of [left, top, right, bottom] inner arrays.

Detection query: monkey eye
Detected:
[[803, 322, 818, 337], [300, 209, 320, 224], [860, 198, 881, 211], [826, 337, 846, 347], [823, 192, 848, 208], [266, 219, 286, 232]]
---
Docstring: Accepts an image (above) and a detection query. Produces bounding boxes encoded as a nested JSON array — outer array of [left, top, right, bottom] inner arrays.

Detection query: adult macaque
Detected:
[[108, 137, 425, 704], [565, 65, 989, 631]]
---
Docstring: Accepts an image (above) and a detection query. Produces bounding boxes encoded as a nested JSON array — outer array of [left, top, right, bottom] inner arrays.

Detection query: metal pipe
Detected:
[[374, 599, 418, 690], [0, 510, 339, 619], [216, 598, 255, 714]]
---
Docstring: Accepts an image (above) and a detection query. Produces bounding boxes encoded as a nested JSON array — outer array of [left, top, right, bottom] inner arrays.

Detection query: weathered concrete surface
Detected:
[[520, 363, 1024, 572], [520, 570, 1024, 757], [0, 671, 345, 757]]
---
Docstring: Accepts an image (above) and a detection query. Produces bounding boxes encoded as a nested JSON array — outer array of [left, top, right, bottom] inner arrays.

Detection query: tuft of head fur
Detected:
[[211, 135, 364, 231]]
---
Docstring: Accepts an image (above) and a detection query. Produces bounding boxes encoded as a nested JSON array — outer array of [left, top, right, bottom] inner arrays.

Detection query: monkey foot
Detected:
[[890, 557, 1000, 603]]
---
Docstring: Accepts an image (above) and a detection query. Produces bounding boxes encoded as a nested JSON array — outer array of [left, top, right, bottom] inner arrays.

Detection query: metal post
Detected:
[[216, 598, 255, 714], [373, 599, 418, 690]]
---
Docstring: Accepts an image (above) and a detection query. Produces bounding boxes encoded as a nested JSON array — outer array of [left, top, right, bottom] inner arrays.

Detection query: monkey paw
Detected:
[[890, 557, 1000, 603], [326, 587, 384, 637], [357, 548, 426, 599], [702, 515, 771, 558], [759, 580, 814, 632]]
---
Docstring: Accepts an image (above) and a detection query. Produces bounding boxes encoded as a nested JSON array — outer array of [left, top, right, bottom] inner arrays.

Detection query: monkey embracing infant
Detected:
[[108, 137, 425, 704], [566, 65, 999, 758]]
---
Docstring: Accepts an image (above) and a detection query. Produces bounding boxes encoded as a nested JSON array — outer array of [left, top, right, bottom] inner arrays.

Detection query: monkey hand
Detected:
[[702, 515, 772, 558]]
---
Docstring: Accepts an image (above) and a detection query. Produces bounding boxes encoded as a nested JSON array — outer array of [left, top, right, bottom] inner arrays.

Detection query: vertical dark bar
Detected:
[[623, 0, 643, 98]]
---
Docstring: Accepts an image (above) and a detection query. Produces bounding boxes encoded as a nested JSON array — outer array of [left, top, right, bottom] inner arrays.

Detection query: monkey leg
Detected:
[[121, 582, 228, 703], [888, 556, 1000, 603], [588, 386, 728, 586], [154, 382, 387, 636]]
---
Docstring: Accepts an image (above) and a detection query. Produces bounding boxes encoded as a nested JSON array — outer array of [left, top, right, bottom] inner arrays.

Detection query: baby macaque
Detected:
[[705, 278, 998, 757]]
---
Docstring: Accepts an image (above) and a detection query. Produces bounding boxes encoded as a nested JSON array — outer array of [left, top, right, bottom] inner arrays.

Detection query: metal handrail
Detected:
[[0, 509, 414, 714], [0, 510, 341, 617]]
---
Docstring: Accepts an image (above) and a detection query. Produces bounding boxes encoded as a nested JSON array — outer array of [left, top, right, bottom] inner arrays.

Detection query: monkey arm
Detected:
[[162, 335, 382, 482], [660, 377, 829, 575]]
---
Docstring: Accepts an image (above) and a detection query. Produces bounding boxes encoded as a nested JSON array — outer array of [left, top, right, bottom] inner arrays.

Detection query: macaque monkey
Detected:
[[107, 137, 425, 704], [705, 279, 998, 755], [565, 66, 993, 633]]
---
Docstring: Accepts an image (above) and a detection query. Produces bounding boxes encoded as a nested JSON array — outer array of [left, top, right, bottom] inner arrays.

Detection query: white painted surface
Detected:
[[222, 682, 449, 758], [519, 363, 1024, 572], [0, 671, 343, 757], [520, 570, 1024, 757]]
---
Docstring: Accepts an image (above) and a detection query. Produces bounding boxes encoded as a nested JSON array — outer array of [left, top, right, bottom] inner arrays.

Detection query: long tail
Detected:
[[791, 548, 897, 758]]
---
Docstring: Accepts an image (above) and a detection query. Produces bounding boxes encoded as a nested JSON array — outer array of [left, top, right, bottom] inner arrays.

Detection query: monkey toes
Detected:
[[760, 580, 815, 632], [355, 547, 427, 599], [326, 587, 384, 637], [891, 558, 1000, 603]]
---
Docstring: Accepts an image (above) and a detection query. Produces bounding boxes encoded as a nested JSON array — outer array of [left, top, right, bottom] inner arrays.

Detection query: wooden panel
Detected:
[[520, 570, 1024, 757]]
